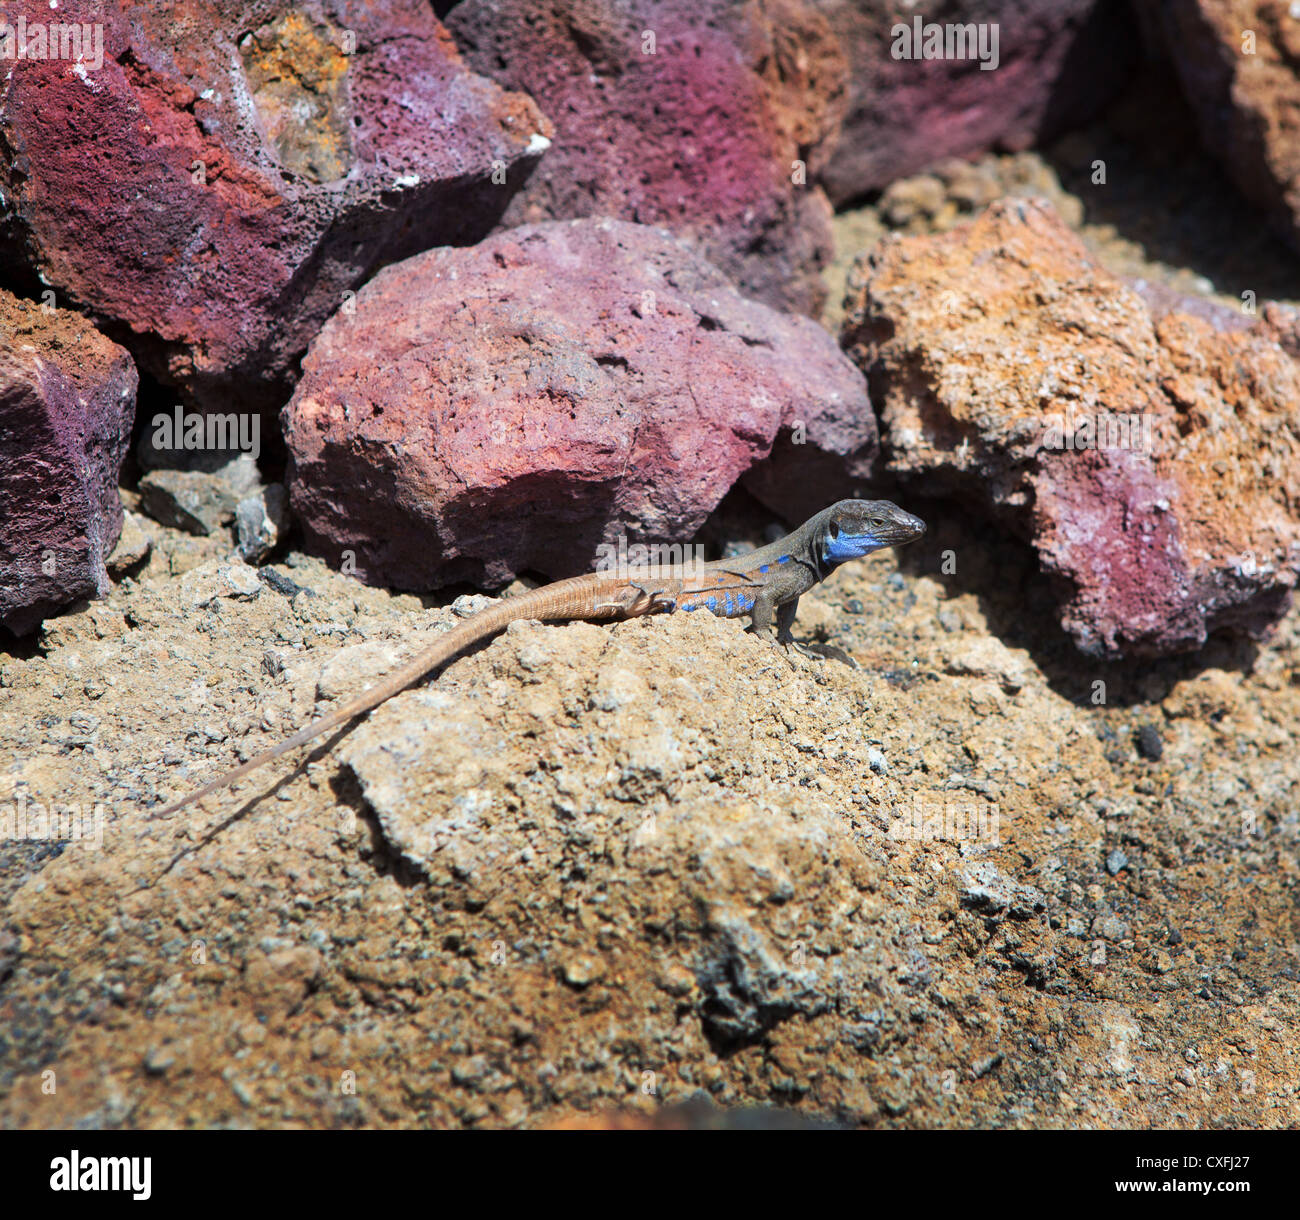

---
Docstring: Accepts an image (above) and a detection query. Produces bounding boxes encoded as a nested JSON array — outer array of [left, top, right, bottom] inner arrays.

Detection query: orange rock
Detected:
[[843, 197, 1300, 657], [1150, 0, 1300, 255]]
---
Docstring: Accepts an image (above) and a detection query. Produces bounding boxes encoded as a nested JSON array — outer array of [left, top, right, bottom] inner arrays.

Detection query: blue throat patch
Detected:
[[824, 531, 881, 565]]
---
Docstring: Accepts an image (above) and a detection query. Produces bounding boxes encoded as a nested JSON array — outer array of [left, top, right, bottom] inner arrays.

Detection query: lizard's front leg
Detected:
[[777, 597, 821, 659], [747, 594, 799, 641], [760, 595, 821, 661], [745, 588, 777, 641], [774, 597, 799, 645]]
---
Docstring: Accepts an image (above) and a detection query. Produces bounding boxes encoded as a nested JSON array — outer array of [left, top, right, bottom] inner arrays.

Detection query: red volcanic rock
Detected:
[[812, 0, 1135, 206], [0, 289, 137, 636], [284, 219, 876, 591], [842, 198, 1300, 658], [1146, 0, 1300, 255], [445, 0, 847, 316], [0, 0, 551, 414]]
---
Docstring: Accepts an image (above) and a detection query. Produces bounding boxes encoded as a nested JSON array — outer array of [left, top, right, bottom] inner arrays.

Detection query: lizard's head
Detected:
[[816, 499, 926, 567]]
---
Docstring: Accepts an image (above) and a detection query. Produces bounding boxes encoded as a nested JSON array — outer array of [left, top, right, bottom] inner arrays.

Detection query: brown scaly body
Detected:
[[154, 499, 925, 818]]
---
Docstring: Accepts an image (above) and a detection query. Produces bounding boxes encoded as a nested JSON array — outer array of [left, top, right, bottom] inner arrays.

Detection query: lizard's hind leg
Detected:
[[594, 577, 684, 618]]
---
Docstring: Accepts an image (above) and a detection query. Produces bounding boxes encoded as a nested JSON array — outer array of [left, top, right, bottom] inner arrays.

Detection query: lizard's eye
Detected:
[[828, 520, 840, 539], [871, 517, 885, 528]]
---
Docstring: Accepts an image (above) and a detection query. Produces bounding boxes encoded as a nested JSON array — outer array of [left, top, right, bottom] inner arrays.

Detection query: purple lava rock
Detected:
[[812, 0, 1136, 205], [284, 219, 876, 591], [1, 288, 137, 636], [446, 0, 849, 316], [0, 0, 552, 414]]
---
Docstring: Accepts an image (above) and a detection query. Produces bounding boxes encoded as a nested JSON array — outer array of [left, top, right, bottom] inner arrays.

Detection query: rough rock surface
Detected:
[[0, 0, 552, 413], [0, 288, 137, 636], [811, 0, 1136, 206], [137, 454, 261, 538], [446, 0, 846, 316], [821, 77, 1300, 335], [1147, 0, 1300, 255], [106, 511, 152, 578], [3, 502, 1299, 1128], [841, 198, 1300, 658], [284, 219, 876, 592]]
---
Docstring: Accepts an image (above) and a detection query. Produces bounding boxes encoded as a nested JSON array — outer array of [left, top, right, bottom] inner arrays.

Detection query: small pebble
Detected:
[[1094, 915, 1129, 941], [1135, 723, 1163, 760], [144, 1047, 175, 1076], [259, 568, 311, 599], [1105, 848, 1128, 876], [561, 956, 606, 988], [236, 484, 290, 564], [106, 510, 151, 576], [867, 748, 889, 774], [451, 594, 494, 618]]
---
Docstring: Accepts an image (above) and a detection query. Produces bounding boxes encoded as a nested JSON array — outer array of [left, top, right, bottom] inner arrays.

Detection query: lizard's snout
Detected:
[[891, 509, 926, 541]]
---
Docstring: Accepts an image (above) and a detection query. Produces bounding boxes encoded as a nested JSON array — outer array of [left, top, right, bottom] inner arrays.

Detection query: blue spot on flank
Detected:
[[681, 601, 702, 611], [758, 564, 769, 573], [725, 594, 737, 614], [705, 595, 718, 611], [734, 593, 754, 613], [777, 555, 791, 564]]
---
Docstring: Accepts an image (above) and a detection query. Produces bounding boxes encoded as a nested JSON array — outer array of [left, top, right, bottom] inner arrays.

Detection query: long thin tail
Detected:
[[153, 576, 608, 817]]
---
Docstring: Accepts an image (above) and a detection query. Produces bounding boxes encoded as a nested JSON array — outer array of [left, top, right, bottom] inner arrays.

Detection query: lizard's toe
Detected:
[[808, 642, 857, 668]]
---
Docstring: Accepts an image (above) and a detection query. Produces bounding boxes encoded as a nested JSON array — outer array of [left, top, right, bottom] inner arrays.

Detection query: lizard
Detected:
[[155, 498, 925, 818]]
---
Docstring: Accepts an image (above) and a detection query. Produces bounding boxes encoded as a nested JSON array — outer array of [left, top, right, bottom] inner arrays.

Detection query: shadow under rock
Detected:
[[1042, 59, 1300, 306], [895, 493, 1266, 710]]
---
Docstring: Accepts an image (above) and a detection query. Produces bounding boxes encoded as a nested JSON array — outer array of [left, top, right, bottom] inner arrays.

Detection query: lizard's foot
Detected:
[[806, 642, 858, 668], [746, 623, 803, 667], [779, 638, 859, 667], [748, 623, 826, 665]]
